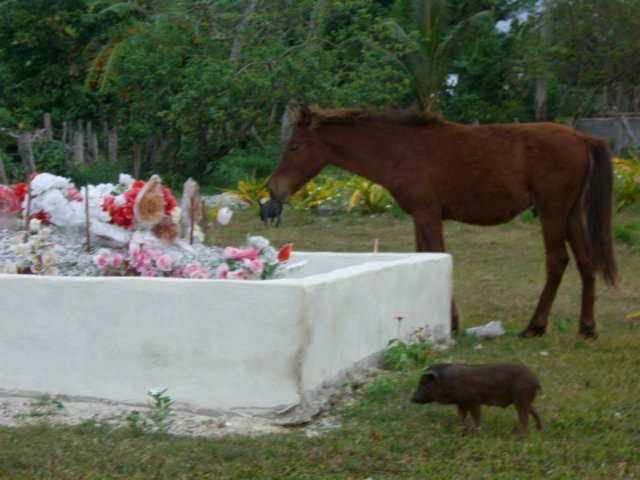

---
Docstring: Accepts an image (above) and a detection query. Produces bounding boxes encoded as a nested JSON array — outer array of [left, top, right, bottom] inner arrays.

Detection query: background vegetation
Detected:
[[1, 0, 639, 189]]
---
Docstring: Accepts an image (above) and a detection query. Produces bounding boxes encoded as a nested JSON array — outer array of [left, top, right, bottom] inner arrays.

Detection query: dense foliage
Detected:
[[1, 0, 639, 188]]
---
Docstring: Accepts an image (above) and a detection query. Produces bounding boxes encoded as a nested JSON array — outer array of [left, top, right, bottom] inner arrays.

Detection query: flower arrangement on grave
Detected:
[[2, 228, 58, 275], [0, 172, 296, 280], [93, 233, 290, 280], [101, 174, 176, 230], [10, 173, 85, 226]]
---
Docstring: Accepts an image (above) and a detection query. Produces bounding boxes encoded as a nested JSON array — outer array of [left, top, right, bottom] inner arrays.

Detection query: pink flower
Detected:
[[186, 262, 205, 274], [223, 247, 239, 258], [129, 247, 151, 270], [94, 254, 109, 269], [233, 247, 259, 261], [155, 254, 173, 272], [110, 253, 124, 269], [244, 259, 263, 275], [66, 187, 83, 202], [227, 269, 247, 280], [215, 262, 230, 279], [141, 269, 156, 277], [190, 271, 212, 279]]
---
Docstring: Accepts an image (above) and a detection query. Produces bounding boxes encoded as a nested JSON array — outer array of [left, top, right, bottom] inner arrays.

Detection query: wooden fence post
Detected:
[[17, 132, 36, 175], [0, 150, 8, 184]]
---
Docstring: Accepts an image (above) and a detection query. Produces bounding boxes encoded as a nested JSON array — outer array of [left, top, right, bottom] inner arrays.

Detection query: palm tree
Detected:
[[380, 0, 492, 112]]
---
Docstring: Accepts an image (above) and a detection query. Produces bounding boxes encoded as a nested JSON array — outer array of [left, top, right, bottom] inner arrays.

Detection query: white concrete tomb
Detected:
[[0, 252, 451, 420]]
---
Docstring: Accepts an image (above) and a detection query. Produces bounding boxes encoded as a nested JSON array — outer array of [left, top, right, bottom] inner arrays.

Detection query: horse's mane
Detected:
[[294, 105, 442, 129]]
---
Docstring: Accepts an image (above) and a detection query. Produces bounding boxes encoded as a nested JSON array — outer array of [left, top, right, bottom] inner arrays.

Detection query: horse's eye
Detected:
[[289, 144, 299, 152]]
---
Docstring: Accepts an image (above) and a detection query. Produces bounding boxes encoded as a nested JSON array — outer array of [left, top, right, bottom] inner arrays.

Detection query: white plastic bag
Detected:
[[465, 320, 505, 339]]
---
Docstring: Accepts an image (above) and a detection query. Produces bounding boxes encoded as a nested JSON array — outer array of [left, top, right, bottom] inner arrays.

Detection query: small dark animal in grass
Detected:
[[411, 362, 543, 438], [259, 198, 283, 227]]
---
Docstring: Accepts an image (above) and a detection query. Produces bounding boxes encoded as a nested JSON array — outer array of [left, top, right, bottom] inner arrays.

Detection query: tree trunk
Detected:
[[86, 121, 94, 163], [535, 0, 550, 121], [62, 121, 69, 146], [146, 136, 158, 170], [108, 121, 118, 163], [73, 120, 85, 164], [43, 112, 53, 141], [132, 140, 142, 178], [17, 132, 36, 176], [230, 0, 258, 65], [89, 132, 99, 164], [86, 121, 99, 163]]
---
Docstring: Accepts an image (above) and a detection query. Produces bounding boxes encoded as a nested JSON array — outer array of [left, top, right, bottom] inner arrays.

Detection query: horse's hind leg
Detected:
[[566, 207, 597, 338], [521, 216, 570, 338]]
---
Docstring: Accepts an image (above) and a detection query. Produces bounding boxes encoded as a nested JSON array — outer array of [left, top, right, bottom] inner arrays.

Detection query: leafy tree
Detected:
[[377, 0, 493, 112], [526, 0, 640, 118], [0, 0, 93, 126]]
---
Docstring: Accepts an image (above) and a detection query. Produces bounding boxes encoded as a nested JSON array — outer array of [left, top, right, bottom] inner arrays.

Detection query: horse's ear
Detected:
[[297, 103, 313, 127]]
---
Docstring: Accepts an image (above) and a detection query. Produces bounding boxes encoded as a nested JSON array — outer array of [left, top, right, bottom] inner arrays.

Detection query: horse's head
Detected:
[[269, 104, 327, 203]]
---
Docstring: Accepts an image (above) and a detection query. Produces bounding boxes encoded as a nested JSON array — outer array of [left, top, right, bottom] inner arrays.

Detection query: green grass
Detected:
[[1, 208, 639, 479]]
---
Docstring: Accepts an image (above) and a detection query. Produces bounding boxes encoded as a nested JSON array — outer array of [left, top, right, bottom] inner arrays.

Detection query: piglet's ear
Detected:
[[424, 370, 439, 381]]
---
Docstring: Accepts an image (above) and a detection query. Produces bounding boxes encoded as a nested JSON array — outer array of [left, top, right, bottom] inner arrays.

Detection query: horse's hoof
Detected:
[[519, 327, 546, 339], [579, 327, 599, 340]]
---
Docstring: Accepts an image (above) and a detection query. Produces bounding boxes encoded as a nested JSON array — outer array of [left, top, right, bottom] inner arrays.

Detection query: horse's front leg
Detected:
[[520, 218, 570, 338], [413, 216, 460, 334]]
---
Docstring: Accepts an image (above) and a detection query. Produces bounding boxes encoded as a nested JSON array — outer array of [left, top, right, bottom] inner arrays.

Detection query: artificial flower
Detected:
[[278, 243, 293, 262], [216, 206, 233, 225], [134, 175, 166, 228], [0, 185, 20, 229]]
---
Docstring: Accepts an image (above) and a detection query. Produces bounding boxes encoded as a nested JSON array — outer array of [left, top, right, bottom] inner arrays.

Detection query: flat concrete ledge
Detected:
[[0, 252, 451, 419]]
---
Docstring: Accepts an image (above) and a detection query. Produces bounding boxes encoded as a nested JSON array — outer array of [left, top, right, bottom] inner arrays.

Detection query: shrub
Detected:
[[223, 171, 269, 208], [336, 175, 396, 214], [613, 151, 640, 211], [290, 175, 340, 213]]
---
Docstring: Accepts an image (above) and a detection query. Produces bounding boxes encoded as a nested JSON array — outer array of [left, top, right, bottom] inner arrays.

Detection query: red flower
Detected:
[[160, 186, 177, 214], [0, 185, 20, 213], [277, 243, 293, 262], [11, 183, 28, 205], [31, 211, 52, 225], [100, 178, 177, 230]]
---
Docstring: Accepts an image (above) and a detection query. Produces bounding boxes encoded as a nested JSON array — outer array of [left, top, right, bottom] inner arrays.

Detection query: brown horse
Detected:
[[269, 104, 618, 338]]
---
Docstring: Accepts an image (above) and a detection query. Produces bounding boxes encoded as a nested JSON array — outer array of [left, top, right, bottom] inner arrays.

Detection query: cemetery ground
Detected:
[[0, 206, 638, 479]]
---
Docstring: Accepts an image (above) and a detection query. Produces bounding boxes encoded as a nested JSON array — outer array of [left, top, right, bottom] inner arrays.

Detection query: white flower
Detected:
[[118, 174, 134, 188], [171, 207, 181, 224], [216, 207, 233, 225], [30, 173, 71, 195], [41, 251, 56, 266], [261, 249, 277, 264], [247, 235, 269, 250], [113, 194, 126, 207], [29, 218, 41, 233], [9, 243, 25, 255], [88, 183, 117, 199]]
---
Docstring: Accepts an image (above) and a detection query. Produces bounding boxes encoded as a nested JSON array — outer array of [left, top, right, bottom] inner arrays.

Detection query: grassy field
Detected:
[[1, 206, 639, 479]]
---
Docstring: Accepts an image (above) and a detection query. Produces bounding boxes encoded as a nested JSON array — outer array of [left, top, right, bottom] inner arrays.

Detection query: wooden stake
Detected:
[[85, 186, 91, 252], [373, 238, 379, 254], [23, 176, 31, 242], [200, 199, 208, 246], [189, 196, 195, 245]]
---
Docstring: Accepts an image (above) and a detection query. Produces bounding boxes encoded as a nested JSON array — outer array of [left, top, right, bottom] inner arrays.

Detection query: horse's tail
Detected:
[[584, 138, 618, 286]]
